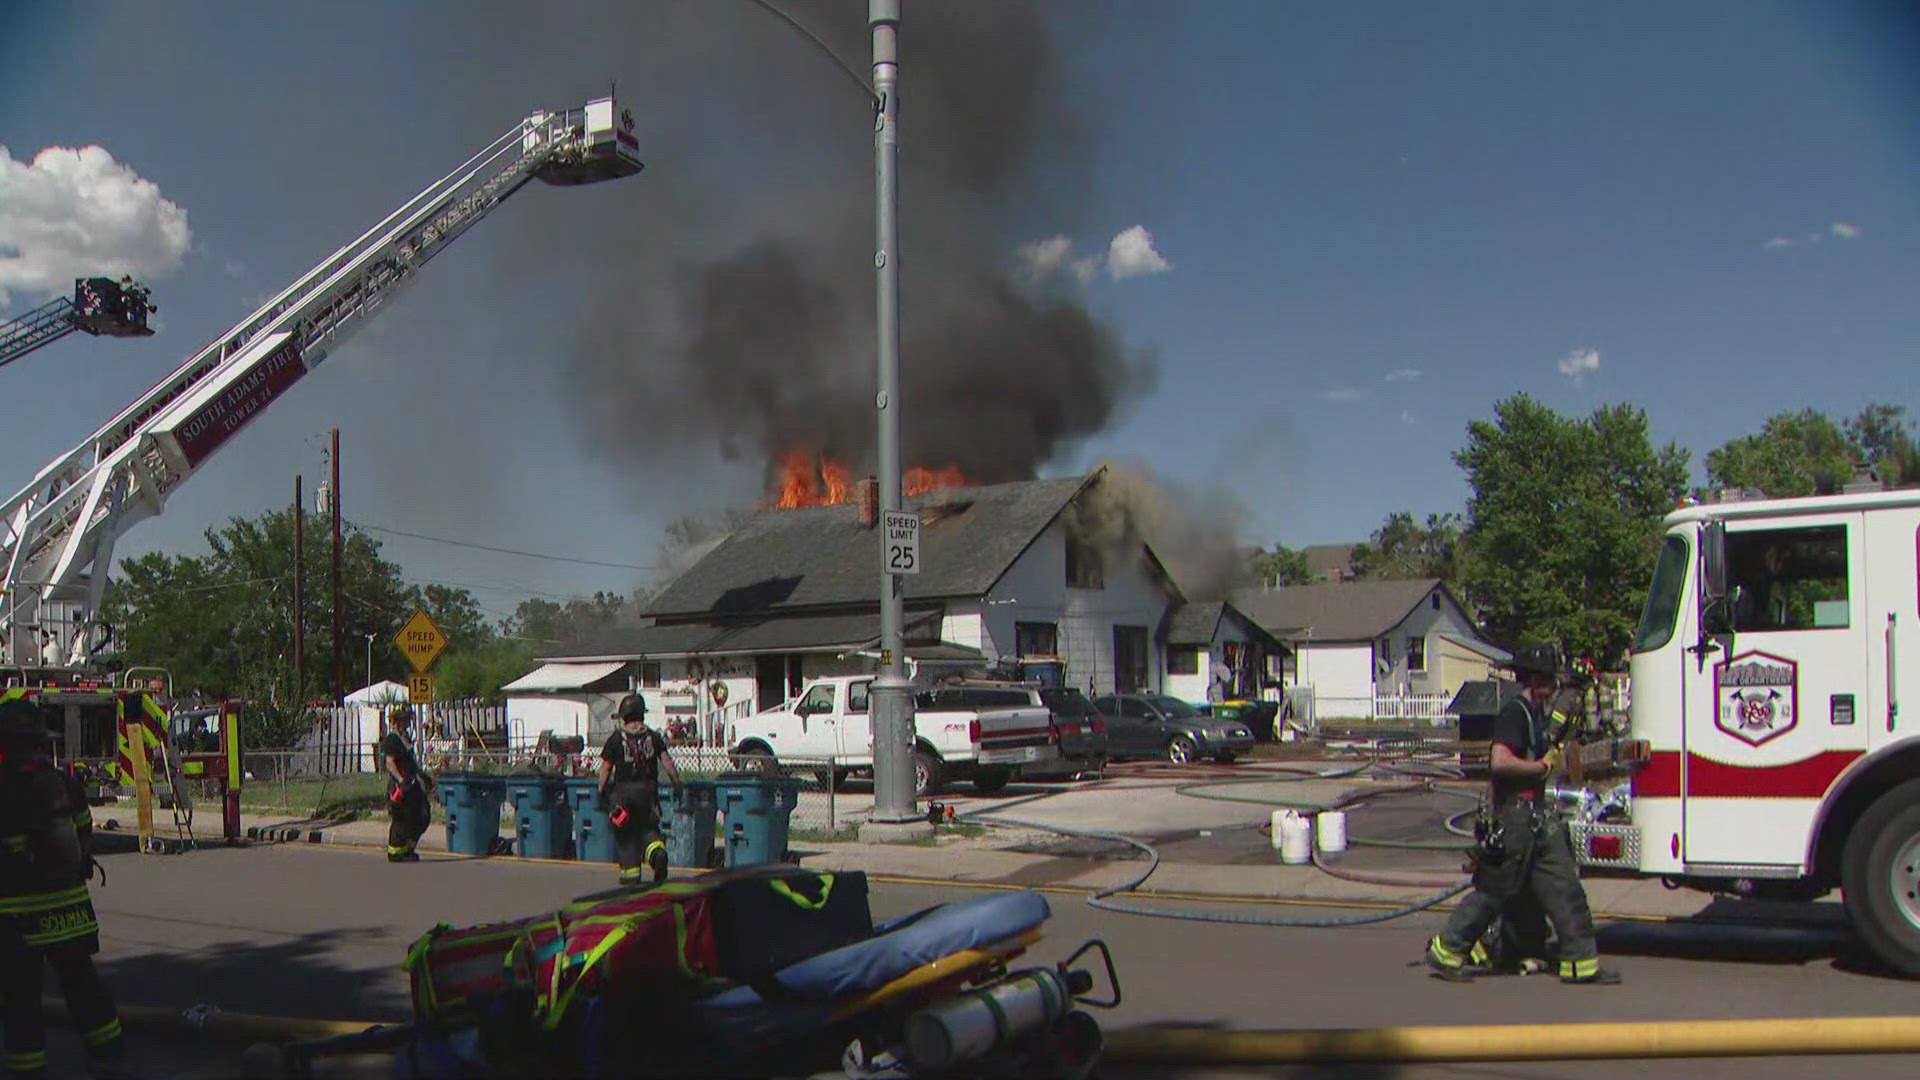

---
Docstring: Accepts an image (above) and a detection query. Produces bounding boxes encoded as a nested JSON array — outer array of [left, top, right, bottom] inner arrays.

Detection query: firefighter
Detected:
[[598, 694, 682, 886], [0, 699, 133, 1079], [380, 706, 431, 863], [1424, 643, 1622, 985]]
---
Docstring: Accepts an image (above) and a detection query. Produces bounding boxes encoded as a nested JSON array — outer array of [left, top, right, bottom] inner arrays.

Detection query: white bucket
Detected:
[[1277, 811, 1312, 865], [1269, 809, 1286, 849], [1316, 809, 1348, 853]]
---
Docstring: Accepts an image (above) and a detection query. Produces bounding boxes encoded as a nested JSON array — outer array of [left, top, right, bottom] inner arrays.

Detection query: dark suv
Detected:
[[1090, 693, 1254, 765]]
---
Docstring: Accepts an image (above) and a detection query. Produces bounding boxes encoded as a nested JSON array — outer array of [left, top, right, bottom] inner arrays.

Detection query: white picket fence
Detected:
[[1296, 690, 1453, 724], [297, 698, 509, 773]]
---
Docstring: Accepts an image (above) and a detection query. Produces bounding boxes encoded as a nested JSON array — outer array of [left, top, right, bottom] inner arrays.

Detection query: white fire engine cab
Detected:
[[1571, 479, 1920, 974]]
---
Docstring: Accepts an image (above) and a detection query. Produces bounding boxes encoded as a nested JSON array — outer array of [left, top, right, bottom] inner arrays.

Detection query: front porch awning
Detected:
[[501, 660, 626, 692]]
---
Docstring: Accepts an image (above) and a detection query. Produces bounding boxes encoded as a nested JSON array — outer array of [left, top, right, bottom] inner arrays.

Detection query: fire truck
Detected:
[[0, 94, 646, 847], [1568, 477, 1920, 975]]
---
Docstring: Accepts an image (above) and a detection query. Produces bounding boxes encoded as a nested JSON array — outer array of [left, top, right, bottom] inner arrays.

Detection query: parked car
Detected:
[[1089, 693, 1254, 765], [926, 681, 1109, 780]]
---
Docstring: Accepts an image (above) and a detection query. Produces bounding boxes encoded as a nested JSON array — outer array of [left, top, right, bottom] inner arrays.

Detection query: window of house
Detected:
[[1066, 538, 1105, 589], [1015, 621, 1059, 657], [637, 662, 662, 688], [1168, 648, 1200, 675], [1113, 625, 1149, 693], [1406, 636, 1426, 672], [1725, 525, 1850, 632]]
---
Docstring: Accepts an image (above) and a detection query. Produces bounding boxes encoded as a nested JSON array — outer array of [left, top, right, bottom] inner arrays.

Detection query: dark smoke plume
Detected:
[[543, 1, 1154, 487]]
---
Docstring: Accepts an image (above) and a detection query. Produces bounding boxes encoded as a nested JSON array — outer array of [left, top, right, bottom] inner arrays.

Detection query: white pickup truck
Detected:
[[727, 674, 1052, 797]]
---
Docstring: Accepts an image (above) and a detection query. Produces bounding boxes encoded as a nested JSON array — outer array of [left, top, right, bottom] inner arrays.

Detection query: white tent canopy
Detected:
[[501, 661, 626, 693]]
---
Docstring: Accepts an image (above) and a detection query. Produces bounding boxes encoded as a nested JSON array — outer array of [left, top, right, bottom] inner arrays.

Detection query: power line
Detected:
[[742, 0, 879, 104], [351, 520, 661, 572]]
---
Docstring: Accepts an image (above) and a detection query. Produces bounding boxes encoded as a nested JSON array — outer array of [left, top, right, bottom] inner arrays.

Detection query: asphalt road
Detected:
[[50, 840, 1920, 1078]]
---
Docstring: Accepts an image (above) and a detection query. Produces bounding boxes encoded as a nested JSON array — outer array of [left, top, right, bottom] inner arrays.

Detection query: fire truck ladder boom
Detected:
[[0, 277, 156, 370], [0, 95, 643, 664]]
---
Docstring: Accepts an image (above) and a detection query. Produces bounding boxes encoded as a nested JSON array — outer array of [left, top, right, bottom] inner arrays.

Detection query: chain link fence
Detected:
[[234, 742, 854, 837]]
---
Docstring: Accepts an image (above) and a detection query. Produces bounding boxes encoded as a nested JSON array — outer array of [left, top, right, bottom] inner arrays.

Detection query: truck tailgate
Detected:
[[975, 705, 1065, 767]]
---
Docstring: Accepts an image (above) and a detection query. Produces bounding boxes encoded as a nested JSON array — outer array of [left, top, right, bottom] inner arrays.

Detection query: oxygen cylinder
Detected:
[[904, 967, 1075, 1069], [1316, 809, 1348, 853], [1278, 811, 1311, 864]]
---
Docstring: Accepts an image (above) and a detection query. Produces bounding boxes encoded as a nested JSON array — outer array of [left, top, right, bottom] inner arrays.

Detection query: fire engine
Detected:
[[1568, 477, 1920, 975], [0, 93, 646, 848]]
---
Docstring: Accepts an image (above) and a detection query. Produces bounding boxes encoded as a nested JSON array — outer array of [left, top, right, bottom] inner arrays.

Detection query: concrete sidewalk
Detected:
[[88, 803, 1806, 925]]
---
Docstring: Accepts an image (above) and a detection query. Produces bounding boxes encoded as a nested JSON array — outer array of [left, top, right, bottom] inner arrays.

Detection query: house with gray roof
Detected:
[[1232, 578, 1508, 717], [1161, 601, 1288, 705], [513, 470, 1211, 745]]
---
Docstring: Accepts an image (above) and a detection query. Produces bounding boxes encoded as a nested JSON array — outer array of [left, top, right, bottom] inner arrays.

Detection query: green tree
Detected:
[[1246, 544, 1312, 586], [1843, 402, 1920, 486], [504, 592, 632, 651], [434, 637, 536, 703], [1348, 512, 1465, 587], [1455, 395, 1689, 667], [103, 508, 482, 711], [1706, 409, 1855, 498]]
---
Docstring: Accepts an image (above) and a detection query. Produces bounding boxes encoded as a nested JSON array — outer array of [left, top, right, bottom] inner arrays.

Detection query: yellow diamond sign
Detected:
[[395, 609, 447, 673]]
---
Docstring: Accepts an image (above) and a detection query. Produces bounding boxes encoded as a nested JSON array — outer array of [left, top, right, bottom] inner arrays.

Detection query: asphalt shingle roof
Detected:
[[1163, 601, 1225, 646], [1231, 579, 1445, 642], [644, 475, 1097, 618], [548, 608, 950, 660]]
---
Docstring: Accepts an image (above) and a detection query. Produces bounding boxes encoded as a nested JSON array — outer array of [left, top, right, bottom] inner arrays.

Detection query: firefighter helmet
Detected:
[[0, 699, 47, 743], [1509, 642, 1563, 678]]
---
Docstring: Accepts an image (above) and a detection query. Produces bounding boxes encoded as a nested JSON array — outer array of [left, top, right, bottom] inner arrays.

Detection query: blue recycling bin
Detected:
[[438, 773, 506, 858], [714, 773, 804, 868], [657, 779, 719, 869], [507, 774, 574, 859], [566, 777, 617, 864]]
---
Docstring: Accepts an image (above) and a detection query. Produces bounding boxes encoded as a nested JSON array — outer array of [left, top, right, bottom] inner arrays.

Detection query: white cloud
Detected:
[[1557, 348, 1601, 382], [1106, 225, 1171, 279], [1400, 410, 1415, 425], [1315, 387, 1369, 402], [0, 145, 191, 306], [1385, 367, 1422, 383], [1831, 221, 1861, 240], [1764, 236, 1794, 250]]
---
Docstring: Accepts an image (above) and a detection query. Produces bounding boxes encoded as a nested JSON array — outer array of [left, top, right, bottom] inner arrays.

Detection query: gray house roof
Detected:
[[1163, 600, 1289, 652], [645, 474, 1099, 619], [1302, 543, 1359, 582], [1232, 578, 1454, 643], [545, 608, 955, 662]]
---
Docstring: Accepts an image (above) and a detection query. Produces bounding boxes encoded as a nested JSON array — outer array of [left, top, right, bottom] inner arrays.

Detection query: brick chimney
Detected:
[[858, 476, 879, 528]]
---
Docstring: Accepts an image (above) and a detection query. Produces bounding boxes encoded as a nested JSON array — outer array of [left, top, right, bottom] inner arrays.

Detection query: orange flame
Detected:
[[771, 453, 971, 509], [904, 465, 968, 497]]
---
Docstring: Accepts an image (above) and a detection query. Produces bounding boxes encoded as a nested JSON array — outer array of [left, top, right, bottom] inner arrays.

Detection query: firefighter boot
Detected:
[[1558, 957, 1623, 985], [646, 839, 669, 885], [1424, 936, 1490, 982]]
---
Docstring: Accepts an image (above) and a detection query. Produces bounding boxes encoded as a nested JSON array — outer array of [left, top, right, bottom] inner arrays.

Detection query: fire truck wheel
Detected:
[[1842, 778, 1920, 978]]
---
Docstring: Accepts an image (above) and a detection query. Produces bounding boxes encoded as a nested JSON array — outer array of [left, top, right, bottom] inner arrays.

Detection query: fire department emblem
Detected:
[[1714, 651, 1798, 747]]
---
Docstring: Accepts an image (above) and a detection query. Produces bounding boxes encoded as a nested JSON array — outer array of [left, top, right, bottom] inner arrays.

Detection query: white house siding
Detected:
[[940, 603, 986, 653], [506, 694, 619, 745], [1296, 644, 1375, 716], [981, 524, 1172, 695], [1164, 648, 1210, 702]]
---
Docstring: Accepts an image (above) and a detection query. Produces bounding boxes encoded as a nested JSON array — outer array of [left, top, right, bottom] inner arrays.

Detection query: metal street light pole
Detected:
[[864, 0, 919, 828], [365, 633, 375, 689]]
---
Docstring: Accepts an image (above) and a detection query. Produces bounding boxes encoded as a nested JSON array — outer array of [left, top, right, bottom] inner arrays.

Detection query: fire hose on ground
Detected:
[[963, 750, 1492, 925]]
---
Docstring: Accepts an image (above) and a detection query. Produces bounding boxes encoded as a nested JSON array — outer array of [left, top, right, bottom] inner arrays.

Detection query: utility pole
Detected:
[[294, 475, 305, 704], [330, 429, 344, 703], [861, 0, 926, 836]]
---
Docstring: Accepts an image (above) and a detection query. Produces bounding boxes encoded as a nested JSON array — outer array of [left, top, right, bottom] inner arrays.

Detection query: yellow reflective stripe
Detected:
[[26, 919, 99, 947], [768, 873, 834, 910], [82, 1018, 122, 1047], [5, 1048, 48, 1070], [1559, 956, 1599, 978], [182, 762, 206, 775], [541, 913, 651, 1030], [0, 885, 89, 913], [402, 924, 452, 1016], [0, 835, 27, 852], [1427, 935, 1467, 966]]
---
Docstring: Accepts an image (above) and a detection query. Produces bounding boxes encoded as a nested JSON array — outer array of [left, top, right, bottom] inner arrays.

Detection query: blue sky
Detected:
[[3, 1, 1916, 622]]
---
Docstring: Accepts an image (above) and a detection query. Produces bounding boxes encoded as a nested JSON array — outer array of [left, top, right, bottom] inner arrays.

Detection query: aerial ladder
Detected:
[[0, 94, 645, 669], [0, 276, 157, 369]]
